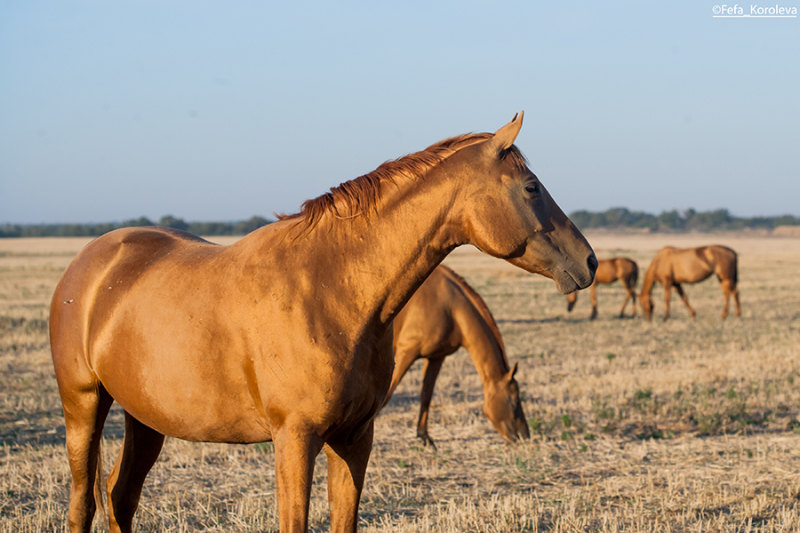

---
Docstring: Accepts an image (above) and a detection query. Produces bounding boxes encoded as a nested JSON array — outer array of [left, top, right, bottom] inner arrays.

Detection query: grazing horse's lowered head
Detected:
[[482, 362, 530, 442], [385, 265, 530, 447]]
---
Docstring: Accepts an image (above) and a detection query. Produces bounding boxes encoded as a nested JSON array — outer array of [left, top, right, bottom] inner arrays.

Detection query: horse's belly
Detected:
[[95, 352, 271, 443], [674, 264, 712, 284]]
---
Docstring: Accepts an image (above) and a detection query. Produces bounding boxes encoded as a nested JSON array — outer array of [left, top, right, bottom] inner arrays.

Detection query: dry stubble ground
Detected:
[[1, 232, 799, 532]]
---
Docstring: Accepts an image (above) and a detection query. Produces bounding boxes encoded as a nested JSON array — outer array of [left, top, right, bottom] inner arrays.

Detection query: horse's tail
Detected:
[[629, 260, 639, 290], [729, 250, 739, 288]]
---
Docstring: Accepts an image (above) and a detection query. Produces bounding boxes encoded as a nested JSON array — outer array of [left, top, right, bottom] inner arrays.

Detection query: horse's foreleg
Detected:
[[674, 283, 696, 319], [566, 292, 577, 312], [324, 422, 374, 533], [61, 383, 113, 533], [417, 357, 445, 448], [381, 347, 418, 409], [274, 425, 323, 533], [663, 284, 672, 321], [106, 412, 165, 533], [589, 283, 598, 320]]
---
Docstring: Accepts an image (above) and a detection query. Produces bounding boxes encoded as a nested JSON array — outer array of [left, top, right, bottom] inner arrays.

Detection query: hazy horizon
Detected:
[[1, 205, 798, 227], [2, 2, 798, 224]]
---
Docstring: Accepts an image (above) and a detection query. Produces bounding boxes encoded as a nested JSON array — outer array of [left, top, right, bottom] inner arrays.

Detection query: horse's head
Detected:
[[482, 363, 530, 443], [454, 112, 596, 293], [566, 291, 577, 312]]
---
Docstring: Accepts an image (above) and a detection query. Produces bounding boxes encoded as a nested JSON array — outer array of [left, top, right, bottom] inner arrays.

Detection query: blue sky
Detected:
[[1, 1, 798, 224]]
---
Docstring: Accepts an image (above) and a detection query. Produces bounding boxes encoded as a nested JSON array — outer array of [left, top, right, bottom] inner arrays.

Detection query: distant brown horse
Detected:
[[640, 245, 740, 320], [50, 112, 596, 533], [384, 265, 529, 447], [566, 257, 638, 319]]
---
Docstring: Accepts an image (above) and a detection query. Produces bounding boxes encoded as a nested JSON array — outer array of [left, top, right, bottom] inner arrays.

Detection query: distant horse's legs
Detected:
[[662, 283, 672, 321], [62, 384, 113, 533], [619, 284, 637, 318], [417, 357, 445, 447], [325, 421, 374, 533], [106, 412, 165, 533], [566, 291, 577, 312], [674, 283, 696, 319], [720, 279, 740, 319], [589, 284, 598, 320], [274, 425, 323, 533]]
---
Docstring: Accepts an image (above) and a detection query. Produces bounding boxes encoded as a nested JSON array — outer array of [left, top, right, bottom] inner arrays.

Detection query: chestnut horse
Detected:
[[566, 257, 638, 320], [50, 112, 596, 533], [384, 265, 529, 447], [640, 245, 740, 320]]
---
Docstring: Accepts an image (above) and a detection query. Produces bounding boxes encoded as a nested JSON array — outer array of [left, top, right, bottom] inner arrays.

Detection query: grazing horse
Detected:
[[384, 265, 530, 448], [50, 112, 596, 533], [566, 257, 639, 320], [640, 245, 740, 320]]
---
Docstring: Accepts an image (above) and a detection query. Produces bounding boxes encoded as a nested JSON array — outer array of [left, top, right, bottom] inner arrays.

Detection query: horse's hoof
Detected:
[[418, 434, 437, 450]]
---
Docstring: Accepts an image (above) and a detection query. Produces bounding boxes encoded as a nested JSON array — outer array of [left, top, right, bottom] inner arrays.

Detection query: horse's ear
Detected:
[[489, 111, 524, 153], [507, 361, 519, 381]]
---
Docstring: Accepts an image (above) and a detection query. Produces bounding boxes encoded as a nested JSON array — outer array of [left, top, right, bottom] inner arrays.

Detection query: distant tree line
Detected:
[[0, 215, 272, 238], [568, 208, 800, 232], [3, 208, 799, 238]]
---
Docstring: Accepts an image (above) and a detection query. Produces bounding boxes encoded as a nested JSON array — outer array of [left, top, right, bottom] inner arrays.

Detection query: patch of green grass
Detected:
[[253, 442, 273, 454]]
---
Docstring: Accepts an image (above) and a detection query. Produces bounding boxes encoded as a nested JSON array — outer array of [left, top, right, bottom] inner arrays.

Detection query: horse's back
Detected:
[[595, 259, 618, 283], [51, 227, 219, 336]]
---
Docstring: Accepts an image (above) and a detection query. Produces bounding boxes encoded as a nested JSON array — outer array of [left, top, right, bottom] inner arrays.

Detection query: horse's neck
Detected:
[[640, 260, 659, 294], [459, 305, 509, 386], [287, 172, 464, 334]]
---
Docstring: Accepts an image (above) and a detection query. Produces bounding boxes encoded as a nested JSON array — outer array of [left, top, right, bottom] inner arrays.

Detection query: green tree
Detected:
[[158, 215, 189, 231]]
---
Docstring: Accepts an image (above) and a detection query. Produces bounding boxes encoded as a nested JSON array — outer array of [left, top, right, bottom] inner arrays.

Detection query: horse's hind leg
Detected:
[[620, 285, 637, 317], [618, 291, 631, 318], [61, 384, 113, 532], [589, 284, 598, 320], [674, 283, 696, 319], [720, 279, 740, 319], [106, 412, 165, 533]]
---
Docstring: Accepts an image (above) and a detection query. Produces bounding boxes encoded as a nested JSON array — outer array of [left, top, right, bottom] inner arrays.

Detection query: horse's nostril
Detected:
[[587, 254, 598, 274]]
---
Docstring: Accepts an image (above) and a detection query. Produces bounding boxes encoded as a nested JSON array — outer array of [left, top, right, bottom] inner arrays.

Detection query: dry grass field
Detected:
[[2, 231, 800, 532]]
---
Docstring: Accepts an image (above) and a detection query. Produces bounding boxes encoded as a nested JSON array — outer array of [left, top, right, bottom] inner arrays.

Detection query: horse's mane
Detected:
[[278, 132, 527, 230]]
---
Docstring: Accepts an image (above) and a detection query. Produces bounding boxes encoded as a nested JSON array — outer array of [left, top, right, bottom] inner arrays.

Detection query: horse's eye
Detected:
[[525, 182, 539, 195]]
